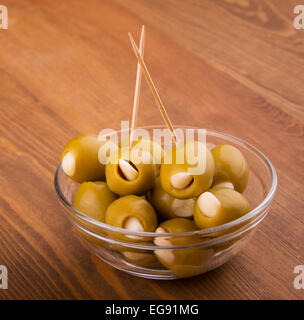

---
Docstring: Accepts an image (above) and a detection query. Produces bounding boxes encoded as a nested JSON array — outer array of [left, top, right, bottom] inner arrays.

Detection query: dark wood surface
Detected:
[[0, 0, 303, 300]]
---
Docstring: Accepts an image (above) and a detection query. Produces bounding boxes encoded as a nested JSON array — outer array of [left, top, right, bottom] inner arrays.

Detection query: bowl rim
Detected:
[[54, 126, 278, 237]]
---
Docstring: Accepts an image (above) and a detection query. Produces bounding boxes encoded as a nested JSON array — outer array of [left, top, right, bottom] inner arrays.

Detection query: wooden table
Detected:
[[0, 0, 303, 300]]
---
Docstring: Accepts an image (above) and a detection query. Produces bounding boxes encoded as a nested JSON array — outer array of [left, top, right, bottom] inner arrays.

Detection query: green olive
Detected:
[[105, 193, 158, 265], [211, 144, 249, 192], [105, 195, 158, 242], [154, 218, 198, 245], [194, 187, 250, 229], [73, 181, 118, 222], [160, 141, 215, 199], [61, 134, 106, 183], [105, 146, 157, 196], [149, 177, 195, 219], [154, 218, 214, 278]]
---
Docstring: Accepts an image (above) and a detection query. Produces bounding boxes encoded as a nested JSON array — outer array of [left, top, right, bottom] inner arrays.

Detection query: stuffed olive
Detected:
[[61, 134, 106, 183], [73, 181, 118, 222], [194, 187, 250, 229], [160, 141, 215, 199], [105, 195, 158, 242], [149, 177, 195, 219], [154, 218, 214, 278], [105, 146, 157, 196], [211, 144, 249, 192]]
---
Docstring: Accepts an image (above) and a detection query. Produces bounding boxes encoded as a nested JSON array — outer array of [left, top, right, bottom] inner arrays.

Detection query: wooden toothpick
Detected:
[[130, 26, 145, 149], [128, 32, 179, 146]]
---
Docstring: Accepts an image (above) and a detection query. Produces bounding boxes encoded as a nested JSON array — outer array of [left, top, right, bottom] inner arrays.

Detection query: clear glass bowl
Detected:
[[54, 127, 277, 279]]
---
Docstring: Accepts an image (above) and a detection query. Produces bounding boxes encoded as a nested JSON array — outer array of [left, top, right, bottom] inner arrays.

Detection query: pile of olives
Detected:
[[61, 134, 250, 275]]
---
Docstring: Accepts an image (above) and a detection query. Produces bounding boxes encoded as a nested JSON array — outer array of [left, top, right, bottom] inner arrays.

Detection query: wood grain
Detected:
[[0, 0, 303, 300]]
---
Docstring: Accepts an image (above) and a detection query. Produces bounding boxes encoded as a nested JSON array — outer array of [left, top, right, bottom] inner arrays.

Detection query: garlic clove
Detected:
[[62, 152, 76, 176], [214, 182, 234, 190], [124, 216, 144, 240], [197, 192, 221, 218], [154, 249, 175, 264], [119, 159, 138, 181], [171, 172, 193, 190], [154, 227, 171, 246], [171, 198, 195, 218]]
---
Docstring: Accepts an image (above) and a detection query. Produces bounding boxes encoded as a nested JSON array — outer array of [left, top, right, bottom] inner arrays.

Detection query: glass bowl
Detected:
[[54, 127, 277, 279]]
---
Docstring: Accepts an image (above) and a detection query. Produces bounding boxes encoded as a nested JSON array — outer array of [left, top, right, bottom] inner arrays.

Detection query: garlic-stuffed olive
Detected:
[[194, 187, 250, 229], [154, 218, 214, 278], [149, 177, 195, 219], [61, 134, 106, 183], [211, 144, 249, 192], [105, 195, 158, 242], [105, 145, 157, 196], [73, 181, 118, 222], [160, 141, 215, 199]]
